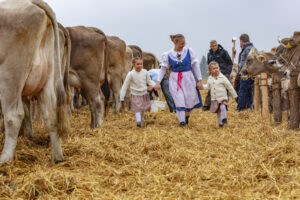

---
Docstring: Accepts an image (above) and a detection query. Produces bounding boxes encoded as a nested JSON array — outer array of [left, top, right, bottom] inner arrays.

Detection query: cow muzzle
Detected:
[[283, 69, 290, 78]]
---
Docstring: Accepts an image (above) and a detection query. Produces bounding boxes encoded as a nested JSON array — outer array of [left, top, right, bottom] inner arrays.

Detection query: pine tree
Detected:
[[200, 55, 208, 78]]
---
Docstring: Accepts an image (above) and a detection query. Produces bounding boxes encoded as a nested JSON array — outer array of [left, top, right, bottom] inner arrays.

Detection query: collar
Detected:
[[243, 43, 253, 49], [210, 72, 224, 79], [169, 47, 188, 61]]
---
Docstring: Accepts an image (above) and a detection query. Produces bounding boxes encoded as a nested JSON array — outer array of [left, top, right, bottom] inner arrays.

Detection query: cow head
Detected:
[[240, 48, 275, 78], [269, 32, 300, 72]]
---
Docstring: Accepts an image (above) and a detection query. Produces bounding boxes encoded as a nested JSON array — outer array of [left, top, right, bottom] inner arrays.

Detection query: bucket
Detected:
[[150, 100, 166, 112]]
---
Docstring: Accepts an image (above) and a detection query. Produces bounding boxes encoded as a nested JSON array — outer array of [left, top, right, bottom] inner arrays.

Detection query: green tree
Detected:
[[200, 55, 208, 78]]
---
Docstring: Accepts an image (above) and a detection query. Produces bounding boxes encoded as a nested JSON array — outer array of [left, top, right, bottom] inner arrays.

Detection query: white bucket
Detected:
[[150, 100, 166, 112]]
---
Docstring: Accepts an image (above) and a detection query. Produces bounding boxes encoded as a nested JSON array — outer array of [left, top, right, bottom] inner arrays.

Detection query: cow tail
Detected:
[[61, 24, 72, 106], [101, 36, 110, 111], [32, 0, 68, 135]]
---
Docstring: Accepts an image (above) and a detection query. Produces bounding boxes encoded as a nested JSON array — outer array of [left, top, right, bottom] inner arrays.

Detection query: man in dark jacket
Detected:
[[236, 33, 254, 111], [202, 40, 233, 111]]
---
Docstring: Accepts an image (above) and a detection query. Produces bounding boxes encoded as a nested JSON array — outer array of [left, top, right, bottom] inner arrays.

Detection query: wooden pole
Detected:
[[289, 72, 299, 129], [261, 73, 269, 119], [231, 38, 237, 86], [231, 38, 236, 64], [272, 73, 282, 124], [254, 75, 260, 111]]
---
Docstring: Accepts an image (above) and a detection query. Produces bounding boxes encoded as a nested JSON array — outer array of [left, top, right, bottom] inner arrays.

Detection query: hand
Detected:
[[147, 86, 153, 92], [197, 80, 203, 90], [154, 82, 161, 91]]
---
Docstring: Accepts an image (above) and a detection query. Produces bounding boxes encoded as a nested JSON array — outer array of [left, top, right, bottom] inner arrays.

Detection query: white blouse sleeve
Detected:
[[189, 48, 202, 81], [160, 52, 169, 68], [157, 52, 169, 82]]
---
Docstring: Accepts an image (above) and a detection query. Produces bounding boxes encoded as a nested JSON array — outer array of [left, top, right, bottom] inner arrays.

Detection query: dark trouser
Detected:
[[204, 73, 231, 108], [161, 74, 175, 112], [237, 78, 254, 111], [234, 74, 241, 96]]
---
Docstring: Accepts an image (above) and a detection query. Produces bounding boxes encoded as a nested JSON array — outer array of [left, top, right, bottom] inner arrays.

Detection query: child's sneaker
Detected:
[[219, 124, 223, 128], [137, 122, 142, 128], [222, 118, 228, 125]]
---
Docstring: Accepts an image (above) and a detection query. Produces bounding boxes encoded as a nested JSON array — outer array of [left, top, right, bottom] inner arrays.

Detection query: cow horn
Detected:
[[277, 36, 282, 43]]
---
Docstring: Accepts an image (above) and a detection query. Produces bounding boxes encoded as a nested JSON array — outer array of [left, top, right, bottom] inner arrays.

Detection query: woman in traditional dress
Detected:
[[154, 34, 203, 126]]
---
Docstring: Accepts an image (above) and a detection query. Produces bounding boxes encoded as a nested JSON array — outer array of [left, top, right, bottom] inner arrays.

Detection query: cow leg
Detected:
[[87, 90, 103, 129], [124, 91, 131, 111], [31, 100, 38, 122], [23, 98, 34, 140], [99, 89, 105, 120], [73, 88, 81, 109], [69, 87, 75, 112], [0, 97, 24, 162], [38, 82, 64, 163], [89, 100, 96, 129], [113, 91, 121, 113], [111, 79, 122, 113], [0, 105, 4, 133], [81, 89, 88, 106], [111, 89, 116, 109]]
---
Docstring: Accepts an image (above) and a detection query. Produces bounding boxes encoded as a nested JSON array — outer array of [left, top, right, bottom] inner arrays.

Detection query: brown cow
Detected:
[[128, 45, 143, 59], [67, 26, 108, 129], [142, 52, 159, 70], [107, 36, 126, 113], [0, 0, 68, 163]]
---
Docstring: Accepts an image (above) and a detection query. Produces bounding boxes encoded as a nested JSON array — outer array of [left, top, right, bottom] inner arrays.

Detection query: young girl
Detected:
[[120, 57, 156, 127], [203, 61, 237, 127]]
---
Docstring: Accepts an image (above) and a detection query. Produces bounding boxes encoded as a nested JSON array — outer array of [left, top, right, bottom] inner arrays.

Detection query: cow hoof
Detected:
[[27, 135, 35, 140], [0, 154, 13, 163], [54, 158, 64, 164]]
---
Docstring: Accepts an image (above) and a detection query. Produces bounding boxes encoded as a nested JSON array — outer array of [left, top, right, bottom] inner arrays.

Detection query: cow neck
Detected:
[[280, 44, 300, 71]]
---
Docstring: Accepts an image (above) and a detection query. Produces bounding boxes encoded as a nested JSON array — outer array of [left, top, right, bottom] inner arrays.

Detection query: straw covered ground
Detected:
[[0, 90, 300, 199]]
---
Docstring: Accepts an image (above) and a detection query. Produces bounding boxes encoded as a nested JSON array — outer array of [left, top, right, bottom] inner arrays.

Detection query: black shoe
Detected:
[[185, 116, 190, 124], [180, 122, 186, 127], [219, 124, 223, 128], [137, 122, 142, 128], [202, 106, 210, 111], [222, 118, 227, 125]]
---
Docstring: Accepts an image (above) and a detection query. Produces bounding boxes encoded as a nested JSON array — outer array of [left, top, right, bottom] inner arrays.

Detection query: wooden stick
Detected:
[[261, 73, 269, 119], [289, 72, 299, 129], [232, 39, 236, 64], [254, 76, 260, 111], [272, 73, 282, 124]]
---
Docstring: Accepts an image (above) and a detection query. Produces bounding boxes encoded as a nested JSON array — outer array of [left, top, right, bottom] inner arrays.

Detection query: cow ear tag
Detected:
[[286, 42, 292, 48]]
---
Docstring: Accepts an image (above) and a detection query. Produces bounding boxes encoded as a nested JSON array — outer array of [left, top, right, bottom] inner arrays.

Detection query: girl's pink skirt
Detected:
[[210, 100, 228, 113], [130, 93, 151, 113]]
